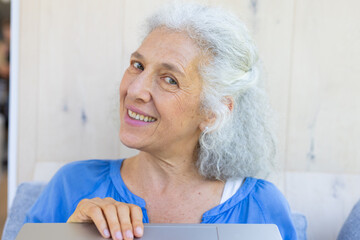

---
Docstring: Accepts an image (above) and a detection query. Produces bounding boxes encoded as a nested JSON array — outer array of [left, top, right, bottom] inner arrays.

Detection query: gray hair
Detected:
[[144, 2, 276, 181]]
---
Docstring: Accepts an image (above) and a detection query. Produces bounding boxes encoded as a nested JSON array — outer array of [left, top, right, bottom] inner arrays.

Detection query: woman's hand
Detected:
[[67, 197, 144, 240]]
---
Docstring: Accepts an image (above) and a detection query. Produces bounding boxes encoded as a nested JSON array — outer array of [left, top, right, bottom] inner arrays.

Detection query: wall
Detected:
[[12, 0, 360, 239]]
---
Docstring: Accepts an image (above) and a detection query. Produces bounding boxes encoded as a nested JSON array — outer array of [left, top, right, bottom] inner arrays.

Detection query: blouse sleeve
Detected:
[[24, 164, 76, 223], [23, 159, 111, 223]]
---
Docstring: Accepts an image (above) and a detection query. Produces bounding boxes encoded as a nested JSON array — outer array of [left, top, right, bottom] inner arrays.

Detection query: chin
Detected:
[[119, 131, 145, 150]]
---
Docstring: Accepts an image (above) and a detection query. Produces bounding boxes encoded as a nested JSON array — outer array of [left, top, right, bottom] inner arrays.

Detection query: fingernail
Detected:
[[125, 230, 134, 239], [103, 229, 110, 238], [135, 227, 143, 236], [115, 231, 123, 240]]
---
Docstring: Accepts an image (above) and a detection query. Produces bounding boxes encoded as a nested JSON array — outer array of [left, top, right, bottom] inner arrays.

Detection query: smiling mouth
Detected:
[[127, 109, 157, 122]]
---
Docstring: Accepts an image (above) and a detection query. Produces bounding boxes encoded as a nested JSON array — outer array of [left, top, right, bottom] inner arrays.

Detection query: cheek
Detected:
[[173, 92, 186, 113], [119, 76, 130, 100], [172, 93, 202, 123], [119, 78, 130, 119], [169, 87, 200, 113]]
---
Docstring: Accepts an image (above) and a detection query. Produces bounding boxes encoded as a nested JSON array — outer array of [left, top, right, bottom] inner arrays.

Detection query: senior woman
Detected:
[[24, 2, 297, 240]]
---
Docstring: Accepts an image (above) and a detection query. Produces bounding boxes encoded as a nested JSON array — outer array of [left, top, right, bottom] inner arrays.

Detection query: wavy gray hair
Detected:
[[144, 2, 276, 181]]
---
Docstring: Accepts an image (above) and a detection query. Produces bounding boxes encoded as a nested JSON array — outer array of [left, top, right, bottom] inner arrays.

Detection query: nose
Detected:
[[127, 71, 152, 103]]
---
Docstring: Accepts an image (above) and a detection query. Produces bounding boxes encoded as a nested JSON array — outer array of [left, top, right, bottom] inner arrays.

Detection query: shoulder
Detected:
[[24, 159, 121, 223], [54, 159, 113, 181], [250, 179, 289, 213], [248, 178, 297, 240], [50, 159, 117, 196], [56, 159, 113, 174], [247, 178, 291, 222]]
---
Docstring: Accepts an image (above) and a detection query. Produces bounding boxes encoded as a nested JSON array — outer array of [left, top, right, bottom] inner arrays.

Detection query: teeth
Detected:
[[128, 109, 156, 122]]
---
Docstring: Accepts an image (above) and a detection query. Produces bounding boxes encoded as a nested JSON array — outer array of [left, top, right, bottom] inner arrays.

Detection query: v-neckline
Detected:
[[109, 159, 257, 223]]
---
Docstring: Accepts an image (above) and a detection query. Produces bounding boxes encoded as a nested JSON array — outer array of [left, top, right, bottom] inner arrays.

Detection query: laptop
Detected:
[[16, 223, 282, 240]]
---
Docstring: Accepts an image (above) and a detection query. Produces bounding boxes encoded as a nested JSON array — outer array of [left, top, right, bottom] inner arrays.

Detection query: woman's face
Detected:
[[119, 28, 207, 156]]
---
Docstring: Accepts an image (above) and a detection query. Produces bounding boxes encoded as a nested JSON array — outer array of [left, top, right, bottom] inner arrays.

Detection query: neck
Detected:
[[121, 149, 214, 197], [142, 150, 204, 184]]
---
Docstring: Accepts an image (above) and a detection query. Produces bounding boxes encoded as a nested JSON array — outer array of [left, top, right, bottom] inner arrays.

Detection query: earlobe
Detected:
[[199, 113, 216, 132], [199, 122, 209, 132]]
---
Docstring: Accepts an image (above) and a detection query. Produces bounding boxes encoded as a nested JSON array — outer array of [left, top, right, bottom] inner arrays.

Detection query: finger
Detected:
[[101, 197, 118, 204], [67, 199, 94, 222], [85, 204, 111, 239], [102, 203, 123, 240], [117, 204, 134, 240], [129, 205, 144, 237]]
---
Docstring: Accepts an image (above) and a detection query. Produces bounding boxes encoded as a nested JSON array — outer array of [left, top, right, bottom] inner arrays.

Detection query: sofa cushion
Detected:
[[1, 182, 46, 240]]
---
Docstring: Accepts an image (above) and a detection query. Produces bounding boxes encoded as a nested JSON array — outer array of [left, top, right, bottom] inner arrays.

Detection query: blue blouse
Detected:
[[24, 159, 297, 240]]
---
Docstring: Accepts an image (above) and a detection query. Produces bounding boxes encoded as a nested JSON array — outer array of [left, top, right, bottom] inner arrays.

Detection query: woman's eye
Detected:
[[133, 62, 144, 71], [164, 76, 178, 85]]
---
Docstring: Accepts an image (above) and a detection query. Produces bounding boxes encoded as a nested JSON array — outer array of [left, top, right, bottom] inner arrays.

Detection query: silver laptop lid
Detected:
[[16, 223, 282, 240]]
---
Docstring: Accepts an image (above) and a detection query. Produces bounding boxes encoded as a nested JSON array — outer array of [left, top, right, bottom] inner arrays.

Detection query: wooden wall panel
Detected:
[[284, 0, 360, 238], [287, 0, 360, 174], [17, 0, 41, 183], [17, 0, 140, 183], [37, 0, 124, 162]]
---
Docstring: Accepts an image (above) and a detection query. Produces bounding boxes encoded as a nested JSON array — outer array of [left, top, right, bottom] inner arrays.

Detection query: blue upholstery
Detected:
[[337, 200, 360, 240], [1, 182, 46, 240], [291, 212, 307, 240], [1, 182, 308, 240]]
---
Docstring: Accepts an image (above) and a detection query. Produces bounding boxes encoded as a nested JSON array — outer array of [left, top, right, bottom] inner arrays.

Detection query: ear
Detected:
[[223, 96, 234, 112], [199, 96, 234, 131]]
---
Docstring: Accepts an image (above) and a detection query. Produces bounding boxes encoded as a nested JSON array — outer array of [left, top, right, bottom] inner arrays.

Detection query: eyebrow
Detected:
[[131, 51, 185, 77], [161, 63, 185, 77], [131, 51, 144, 60]]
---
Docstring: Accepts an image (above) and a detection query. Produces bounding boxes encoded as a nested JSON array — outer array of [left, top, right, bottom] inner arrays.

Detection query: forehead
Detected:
[[137, 28, 202, 70]]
